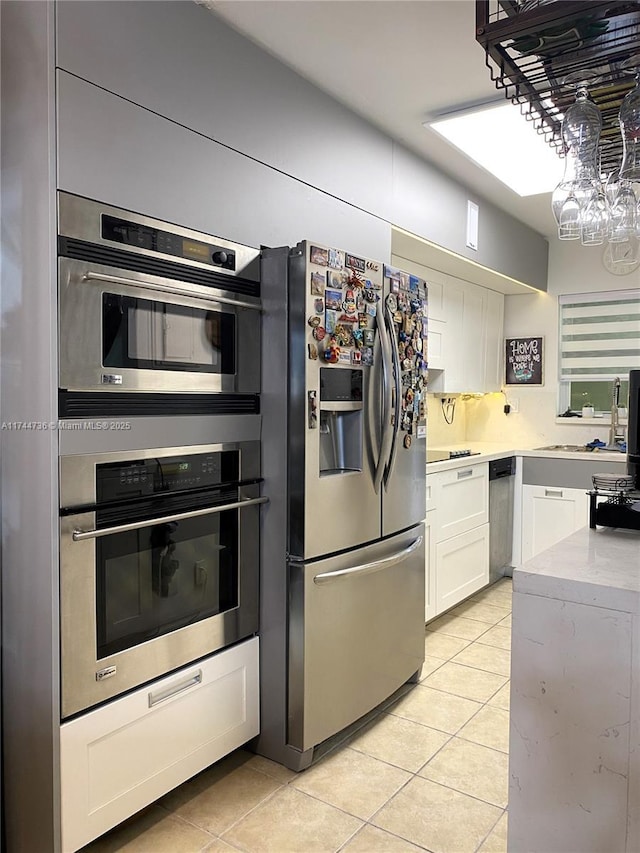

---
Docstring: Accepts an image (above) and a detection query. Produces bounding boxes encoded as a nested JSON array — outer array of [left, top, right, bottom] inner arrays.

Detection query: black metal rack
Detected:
[[476, 1, 640, 174]]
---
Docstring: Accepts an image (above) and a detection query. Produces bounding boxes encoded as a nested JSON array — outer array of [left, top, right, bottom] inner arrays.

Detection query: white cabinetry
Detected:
[[427, 462, 489, 620], [390, 256, 503, 390], [521, 485, 590, 563], [429, 276, 503, 394], [424, 511, 437, 622], [60, 638, 259, 853]]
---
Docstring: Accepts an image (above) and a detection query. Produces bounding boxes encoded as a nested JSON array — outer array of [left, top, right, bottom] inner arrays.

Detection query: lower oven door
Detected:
[[58, 257, 260, 395], [60, 482, 261, 719]]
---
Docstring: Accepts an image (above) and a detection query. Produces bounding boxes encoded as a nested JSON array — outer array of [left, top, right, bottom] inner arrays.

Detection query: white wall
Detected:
[[465, 240, 640, 446]]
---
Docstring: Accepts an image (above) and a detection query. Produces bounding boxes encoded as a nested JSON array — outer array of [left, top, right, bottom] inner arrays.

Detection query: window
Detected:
[[558, 289, 640, 414]]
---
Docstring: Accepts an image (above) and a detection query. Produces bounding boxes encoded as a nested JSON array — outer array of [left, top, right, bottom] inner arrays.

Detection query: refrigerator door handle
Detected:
[[383, 303, 402, 490], [313, 535, 423, 585], [373, 299, 393, 495]]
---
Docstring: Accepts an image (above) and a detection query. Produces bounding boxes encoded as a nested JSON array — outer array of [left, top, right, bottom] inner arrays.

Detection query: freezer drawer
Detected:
[[288, 525, 425, 753]]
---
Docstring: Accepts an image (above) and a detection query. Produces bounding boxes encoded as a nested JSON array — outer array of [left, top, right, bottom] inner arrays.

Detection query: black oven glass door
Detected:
[[102, 292, 235, 375], [95, 508, 238, 659]]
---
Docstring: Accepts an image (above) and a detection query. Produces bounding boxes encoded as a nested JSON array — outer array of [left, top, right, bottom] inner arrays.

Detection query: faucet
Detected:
[[607, 376, 626, 449]]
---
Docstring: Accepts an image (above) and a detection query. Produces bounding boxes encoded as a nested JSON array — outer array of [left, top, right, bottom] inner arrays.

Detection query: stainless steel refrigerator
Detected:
[[257, 240, 427, 771]]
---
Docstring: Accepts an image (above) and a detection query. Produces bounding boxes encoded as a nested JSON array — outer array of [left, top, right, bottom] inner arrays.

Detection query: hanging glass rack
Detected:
[[475, 1, 640, 174]]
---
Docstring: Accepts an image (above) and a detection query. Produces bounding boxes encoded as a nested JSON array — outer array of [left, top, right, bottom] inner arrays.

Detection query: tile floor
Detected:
[[82, 578, 512, 853]]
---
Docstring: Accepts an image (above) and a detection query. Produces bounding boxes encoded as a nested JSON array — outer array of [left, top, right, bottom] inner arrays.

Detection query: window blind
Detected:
[[559, 290, 640, 381]]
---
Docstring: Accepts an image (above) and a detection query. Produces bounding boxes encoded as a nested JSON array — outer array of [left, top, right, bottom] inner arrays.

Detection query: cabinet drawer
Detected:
[[436, 523, 489, 615], [433, 463, 488, 542], [60, 638, 259, 853]]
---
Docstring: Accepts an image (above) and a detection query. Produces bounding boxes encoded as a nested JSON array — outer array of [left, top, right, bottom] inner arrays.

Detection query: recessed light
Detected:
[[426, 102, 563, 197]]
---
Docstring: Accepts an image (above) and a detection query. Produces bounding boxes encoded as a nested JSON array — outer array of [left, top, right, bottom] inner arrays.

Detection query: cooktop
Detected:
[[427, 449, 481, 464]]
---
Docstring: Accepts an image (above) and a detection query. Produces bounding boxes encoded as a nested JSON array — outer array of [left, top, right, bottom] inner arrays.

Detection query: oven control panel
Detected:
[[96, 453, 233, 502], [101, 214, 236, 271]]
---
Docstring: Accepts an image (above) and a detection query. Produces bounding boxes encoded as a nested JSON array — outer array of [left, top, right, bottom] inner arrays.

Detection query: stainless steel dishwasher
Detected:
[[489, 457, 515, 581]]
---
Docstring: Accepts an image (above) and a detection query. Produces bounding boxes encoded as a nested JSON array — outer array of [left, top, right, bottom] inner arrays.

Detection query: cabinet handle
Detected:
[[457, 469, 473, 479], [544, 488, 563, 498], [148, 670, 203, 707]]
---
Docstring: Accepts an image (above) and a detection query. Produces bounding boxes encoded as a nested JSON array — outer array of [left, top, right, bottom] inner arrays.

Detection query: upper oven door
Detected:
[[58, 257, 261, 394]]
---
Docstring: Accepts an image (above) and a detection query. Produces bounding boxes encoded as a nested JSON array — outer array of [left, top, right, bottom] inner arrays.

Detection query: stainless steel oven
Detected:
[[59, 441, 265, 718], [58, 193, 261, 408]]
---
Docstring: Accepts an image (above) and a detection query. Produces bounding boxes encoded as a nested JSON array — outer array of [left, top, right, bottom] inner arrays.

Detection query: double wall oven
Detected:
[[57, 193, 266, 720]]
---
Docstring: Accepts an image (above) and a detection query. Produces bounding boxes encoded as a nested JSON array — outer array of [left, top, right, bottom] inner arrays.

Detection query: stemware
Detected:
[[581, 187, 609, 245], [552, 77, 602, 240], [609, 181, 637, 242]]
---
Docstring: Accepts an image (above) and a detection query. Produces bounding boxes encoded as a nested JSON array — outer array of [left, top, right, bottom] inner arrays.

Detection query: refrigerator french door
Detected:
[[287, 244, 428, 560], [259, 241, 428, 770]]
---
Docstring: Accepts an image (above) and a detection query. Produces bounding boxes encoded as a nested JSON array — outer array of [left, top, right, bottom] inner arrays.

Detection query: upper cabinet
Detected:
[[391, 256, 505, 394]]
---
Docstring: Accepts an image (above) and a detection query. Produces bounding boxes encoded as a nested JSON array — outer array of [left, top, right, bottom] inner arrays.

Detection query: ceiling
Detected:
[[208, 0, 559, 240]]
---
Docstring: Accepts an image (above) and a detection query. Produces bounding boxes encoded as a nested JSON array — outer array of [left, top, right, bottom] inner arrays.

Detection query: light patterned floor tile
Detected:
[[425, 632, 471, 661], [451, 600, 511, 625], [342, 824, 424, 852], [349, 712, 450, 772], [488, 681, 511, 712], [458, 705, 511, 753], [162, 765, 282, 835], [389, 684, 482, 734], [203, 839, 243, 852], [473, 625, 511, 651], [426, 614, 491, 641], [372, 776, 502, 853], [451, 642, 511, 677], [421, 661, 508, 703], [498, 613, 512, 629], [241, 751, 298, 784], [419, 737, 509, 807], [80, 806, 214, 853], [419, 654, 448, 681], [478, 811, 508, 853], [222, 786, 362, 853], [290, 746, 410, 820]]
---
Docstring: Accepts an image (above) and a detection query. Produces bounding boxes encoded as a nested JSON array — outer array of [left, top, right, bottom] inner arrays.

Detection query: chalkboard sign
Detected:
[[505, 337, 544, 386]]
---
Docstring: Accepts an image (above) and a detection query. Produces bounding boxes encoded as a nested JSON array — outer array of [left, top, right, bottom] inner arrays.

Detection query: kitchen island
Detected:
[[508, 525, 640, 853]]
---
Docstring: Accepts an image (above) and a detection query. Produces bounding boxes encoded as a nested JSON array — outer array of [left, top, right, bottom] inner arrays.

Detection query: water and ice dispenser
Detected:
[[318, 368, 363, 475]]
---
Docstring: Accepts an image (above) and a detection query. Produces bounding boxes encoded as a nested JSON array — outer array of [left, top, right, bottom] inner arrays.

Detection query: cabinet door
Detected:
[[436, 523, 489, 615], [425, 511, 437, 623], [433, 463, 489, 542], [460, 282, 485, 393], [521, 485, 590, 563], [483, 289, 504, 392]]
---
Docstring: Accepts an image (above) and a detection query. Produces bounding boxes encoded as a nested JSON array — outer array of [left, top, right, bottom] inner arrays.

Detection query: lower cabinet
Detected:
[[60, 637, 259, 853], [424, 511, 437, 622], [521, 484, 590, 563], [436, 523, 490, 614], [426, 462, 490, 621]]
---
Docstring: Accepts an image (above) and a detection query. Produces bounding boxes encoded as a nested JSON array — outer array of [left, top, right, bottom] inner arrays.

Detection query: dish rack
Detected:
[[589, 472, 640, 530]]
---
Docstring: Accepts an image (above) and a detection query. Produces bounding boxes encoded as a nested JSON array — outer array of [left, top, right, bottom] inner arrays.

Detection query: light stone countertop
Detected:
[[513, 525, 640, 613], [426, 441, 628, 473]]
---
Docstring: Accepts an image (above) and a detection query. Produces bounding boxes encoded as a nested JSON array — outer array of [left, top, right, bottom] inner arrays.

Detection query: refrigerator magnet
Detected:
[[328, 248, 343, 269], [312, 325, 327, 341], [363, 329, 375, 347], [345, 253, 365, 273], [351, 350, 362, 365], [326, 270, 343, 290], [308, 343, 318, 360], [360, 347, 373, 365], [325, 289, 342, 311], [314, 298, 324, 314], [310, 245, 328, 266], [386, 294, 398, 312], [403, 434, 412, 449], [308, 315, 321, 327], [365, 260, 380, 272], [338, 351, 351, 364], [324, 311, 337, 335], [390, 278, 400, 293], [310, 272, 325, 295]]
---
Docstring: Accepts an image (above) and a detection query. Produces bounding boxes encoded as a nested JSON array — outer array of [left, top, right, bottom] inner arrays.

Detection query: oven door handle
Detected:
[[71, 496, 269, 541], [81, 271, 262, 312]]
